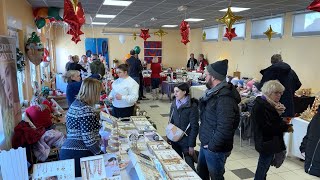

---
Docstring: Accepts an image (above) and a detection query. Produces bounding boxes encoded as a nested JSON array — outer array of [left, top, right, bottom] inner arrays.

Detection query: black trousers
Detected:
[[171, 142, 196, 171], [139, 73, 144, 97], [112, 106, 134, 118]]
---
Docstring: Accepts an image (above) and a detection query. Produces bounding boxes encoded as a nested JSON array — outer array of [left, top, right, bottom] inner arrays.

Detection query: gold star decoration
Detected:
[[202, 31, 206, 40], [154, 29, 168, 40], [133, 32, 137, 41], [217, 7, 243, 32], [264, 25, 277, 41]]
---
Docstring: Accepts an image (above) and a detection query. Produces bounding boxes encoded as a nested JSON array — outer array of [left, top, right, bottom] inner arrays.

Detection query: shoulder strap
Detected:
[[168, 108, 174, 124]]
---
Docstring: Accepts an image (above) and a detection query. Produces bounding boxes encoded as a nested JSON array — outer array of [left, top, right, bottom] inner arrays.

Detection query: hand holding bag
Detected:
[[165, 109, 190, 142]]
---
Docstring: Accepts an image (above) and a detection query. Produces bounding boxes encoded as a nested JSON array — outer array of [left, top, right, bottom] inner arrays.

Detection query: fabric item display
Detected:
[[33, 129, 65, 162]]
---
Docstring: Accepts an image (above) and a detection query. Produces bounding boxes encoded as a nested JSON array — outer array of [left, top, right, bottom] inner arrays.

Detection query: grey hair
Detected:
[[261, 80, 285, 96]]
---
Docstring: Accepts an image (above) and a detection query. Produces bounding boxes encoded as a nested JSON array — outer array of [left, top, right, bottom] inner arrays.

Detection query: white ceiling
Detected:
[[26, 0, 314, 29]]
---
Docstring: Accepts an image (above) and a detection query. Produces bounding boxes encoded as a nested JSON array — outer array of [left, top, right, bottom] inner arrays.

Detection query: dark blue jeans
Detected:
[[197, 147, 230, 180], [254, 153, 274, 180]]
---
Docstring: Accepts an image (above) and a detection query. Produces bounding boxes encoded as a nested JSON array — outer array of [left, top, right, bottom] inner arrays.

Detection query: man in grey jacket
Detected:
[[197, 59, 241, 180]]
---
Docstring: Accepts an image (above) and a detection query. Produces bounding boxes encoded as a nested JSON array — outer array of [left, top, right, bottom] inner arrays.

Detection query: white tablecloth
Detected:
[[187, 72, 202, 81], [285, 117, 310, 160], [190, 85, 206, 99]]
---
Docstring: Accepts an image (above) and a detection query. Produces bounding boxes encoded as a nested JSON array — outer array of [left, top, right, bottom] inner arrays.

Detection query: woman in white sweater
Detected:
[[108, 64, 139, 118]]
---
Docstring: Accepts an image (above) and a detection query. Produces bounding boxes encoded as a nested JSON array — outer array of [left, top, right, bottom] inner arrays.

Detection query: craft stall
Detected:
[[0, 110, 201, 180]]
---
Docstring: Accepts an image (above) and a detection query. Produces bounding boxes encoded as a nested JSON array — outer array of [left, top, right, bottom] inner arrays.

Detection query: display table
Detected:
[[187, 72, 202, 81], [190, 85, 206, 99], [285, 117, 310, 160], [161, 81, 191, 102]]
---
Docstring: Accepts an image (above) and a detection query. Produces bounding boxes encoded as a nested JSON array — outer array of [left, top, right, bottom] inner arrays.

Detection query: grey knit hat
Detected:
[[207, 59, 228, 81]]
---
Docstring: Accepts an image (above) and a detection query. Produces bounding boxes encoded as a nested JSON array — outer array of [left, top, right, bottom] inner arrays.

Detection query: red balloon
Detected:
[[224, 28, 237, 41], [140, 29, 151, 41], [76, 2, 85, 25], [180, 20, 190, 45], [307, 0, 320, 12], [63, 0, 85, 44]]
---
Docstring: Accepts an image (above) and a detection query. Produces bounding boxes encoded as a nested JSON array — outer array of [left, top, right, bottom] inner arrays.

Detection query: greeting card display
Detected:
[[32, 159, 75, 180], [80, 155, 107, 180], [103, 154, 121, 179], [169, 171, 201, 180], [130, 116, 148, 121]]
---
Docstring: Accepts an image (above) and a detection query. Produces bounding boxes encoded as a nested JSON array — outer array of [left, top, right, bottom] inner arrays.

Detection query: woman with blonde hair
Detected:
[[252, 80, 293, 180], [63, 70, 100, 106], [60, 78, 103, 177]]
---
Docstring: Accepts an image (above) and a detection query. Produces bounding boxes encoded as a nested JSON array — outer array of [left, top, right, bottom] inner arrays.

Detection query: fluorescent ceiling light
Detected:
[[92, 22, 108, 25], [162, 25, 178, 28], [184, 18, 205, 22], [96, 14, 116, 18], [103, 0, 132, 6], [219, 7, 251, 12]]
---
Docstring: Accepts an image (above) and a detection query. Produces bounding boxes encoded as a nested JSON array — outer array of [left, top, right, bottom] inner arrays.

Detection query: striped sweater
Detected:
[[61, 99, 101, 155]]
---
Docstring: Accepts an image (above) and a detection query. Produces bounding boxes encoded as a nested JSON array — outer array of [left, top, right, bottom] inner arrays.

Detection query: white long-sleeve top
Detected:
[[108, 76, 139, 108]]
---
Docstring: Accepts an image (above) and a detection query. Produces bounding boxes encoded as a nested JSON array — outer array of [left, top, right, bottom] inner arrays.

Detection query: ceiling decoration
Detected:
[[26, 0, 314, 29]]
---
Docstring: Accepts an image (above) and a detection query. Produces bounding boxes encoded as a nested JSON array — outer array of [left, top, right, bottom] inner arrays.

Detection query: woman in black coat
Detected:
[[168, 83, 199, 170], [251, 80, 293, 180], [300, 106, 320, 177]]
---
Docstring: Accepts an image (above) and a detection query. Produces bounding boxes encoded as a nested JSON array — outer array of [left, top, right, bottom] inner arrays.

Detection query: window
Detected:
[[203, 26, 219, 41], [251, 16, 284, 39], [222, 22, 246, 40], [292, 11, 320, 36]]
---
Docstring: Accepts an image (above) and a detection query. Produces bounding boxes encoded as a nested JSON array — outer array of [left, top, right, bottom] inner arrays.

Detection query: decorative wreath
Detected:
[[16, 48, 26, 72]]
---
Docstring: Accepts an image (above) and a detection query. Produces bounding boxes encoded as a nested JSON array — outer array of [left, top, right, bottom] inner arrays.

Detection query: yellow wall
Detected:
[[54, 27, 188, 73], [5, 0, 38, 100], [190, 12, 319, 92]]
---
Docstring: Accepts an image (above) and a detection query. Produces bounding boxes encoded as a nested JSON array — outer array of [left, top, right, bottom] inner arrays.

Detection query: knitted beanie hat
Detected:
[[207, 59, 228, 81]]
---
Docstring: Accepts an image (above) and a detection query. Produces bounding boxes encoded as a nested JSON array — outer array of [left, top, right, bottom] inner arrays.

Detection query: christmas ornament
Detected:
[[264, 25, 277, 41], [307, 0, 320, 12], [154, 29, 168, 40], [217, 7, 242, 32], [139, 29, 151, 41], [224, 28, 237, 41], [202, 31, 206, 40], [133, 32, 137, 40], [180, 20, 190, 45]]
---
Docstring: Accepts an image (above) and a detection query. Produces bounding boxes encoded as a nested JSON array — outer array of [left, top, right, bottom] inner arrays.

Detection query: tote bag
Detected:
[[165, 109, 190, 142]]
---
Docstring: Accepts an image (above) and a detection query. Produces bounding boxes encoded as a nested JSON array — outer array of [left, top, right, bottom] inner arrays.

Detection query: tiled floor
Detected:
[[138, 93, 319, 180]]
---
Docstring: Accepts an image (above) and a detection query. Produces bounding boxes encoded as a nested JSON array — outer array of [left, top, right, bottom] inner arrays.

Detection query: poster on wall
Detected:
[[144, 41, 162, 63], [85, 38, 109, 66], [0, 36, 21, 148]]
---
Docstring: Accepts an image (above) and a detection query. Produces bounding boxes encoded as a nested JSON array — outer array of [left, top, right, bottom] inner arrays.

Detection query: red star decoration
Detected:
[[307, 0, 320, 12], [224, 28, 237, 41]]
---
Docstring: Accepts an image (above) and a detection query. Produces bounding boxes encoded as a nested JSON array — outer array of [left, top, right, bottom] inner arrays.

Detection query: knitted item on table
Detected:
[[61, 99, 101, 155]]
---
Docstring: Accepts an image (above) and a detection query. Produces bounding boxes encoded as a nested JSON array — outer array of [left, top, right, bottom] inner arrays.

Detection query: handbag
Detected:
[[165, 109, 190, 142]]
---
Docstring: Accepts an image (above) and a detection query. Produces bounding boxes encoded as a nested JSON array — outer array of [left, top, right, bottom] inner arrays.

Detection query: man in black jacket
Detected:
[[197, 59, 241, 180], [126, 50, 142, 84], [259, 54, 301, 117], [300, 106, 320, 177]]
